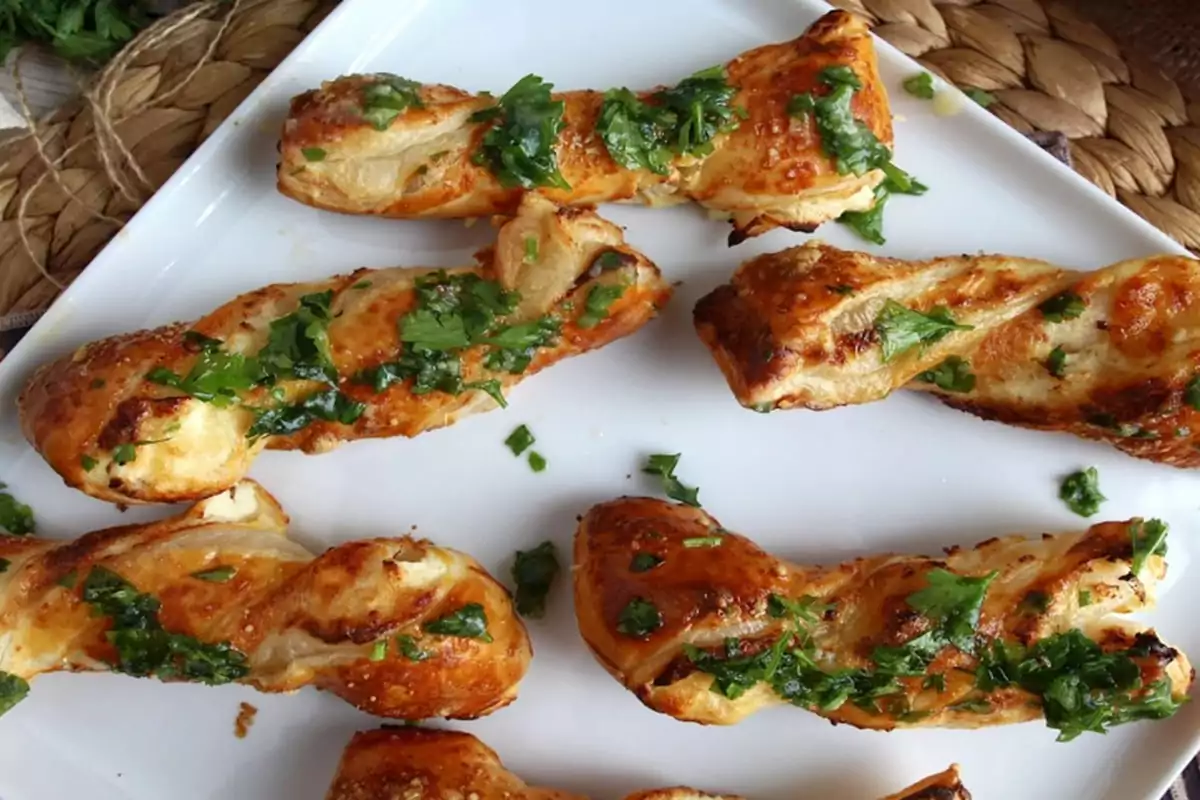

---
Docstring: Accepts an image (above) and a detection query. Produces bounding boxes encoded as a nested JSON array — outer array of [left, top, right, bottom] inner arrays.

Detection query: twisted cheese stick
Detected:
[[325, 728, 970, 800], [574, 497, 1192, 731], [278, 12, 891, 244], [0, 481, 530, 719], [19, 195, 670, 505], [694, 242, 1200, 467]]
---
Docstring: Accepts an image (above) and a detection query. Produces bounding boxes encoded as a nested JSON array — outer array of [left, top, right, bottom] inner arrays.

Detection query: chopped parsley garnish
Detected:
[[0, 484, 35, 536], [81, 566, 249, 684], [523, 235, 539, 263], [257, 291, 339, 384], [358, 271, 559, 406], [950, 697, 992, 713], [80, 455, 97, 471], [112, 443, 137, 465], [976, 629, 1183, 740], [1078, 590, 1092, 607], [682, 535, 723, 548], [1046, 346, 1068, 378], [923, 673, 946, 692], [1185, 374, 1200, 410], [247, 387, 365, 438], [396, 634, 429, 661], [837, 163, 927, 245], [1059, 467, 1105, 517], [617, 597, 662, 638], [1039, 291, 1085, 323], [1129, 518, 1169, 576], [146, 347, 259, 408], [0, 671, 29, 717], [471, 74, 569, 189], [527, 451, 547, 473], [369, 640, 388, 661], [917, 356, 975, 393], [597, 66, 742, 174], [301, 147, 326, 162], [57, 570, 77, 589], [511, 541, 559, 619], [361, 74, 424, 131], [873, 301, 973, 362], [643, 453, 700, 507], [191, 566, 236, 583], [505, 424, 535, 456], [630, 552, 663, 572], [0, 558, 9, 573], [827, 284, 855, 295], [352, 280, 372, 290], [577, 283, 626, 329], [963, 87, 996, 108], [902, 72, 935, 99], [423, 603, 493, 642], [1020, 591, 1051, 614]]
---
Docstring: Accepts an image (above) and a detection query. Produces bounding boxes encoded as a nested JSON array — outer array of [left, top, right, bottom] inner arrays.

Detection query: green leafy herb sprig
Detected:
[[1, 1, 150, 64], [472, 75, 569, 189]]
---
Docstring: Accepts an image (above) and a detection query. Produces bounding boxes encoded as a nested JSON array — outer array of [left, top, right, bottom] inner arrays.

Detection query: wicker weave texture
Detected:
[[0, 0, 1196, 339]]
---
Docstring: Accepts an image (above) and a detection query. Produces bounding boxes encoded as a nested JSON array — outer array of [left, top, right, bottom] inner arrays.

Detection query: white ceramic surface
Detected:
[[0, 1, 1196, 798]]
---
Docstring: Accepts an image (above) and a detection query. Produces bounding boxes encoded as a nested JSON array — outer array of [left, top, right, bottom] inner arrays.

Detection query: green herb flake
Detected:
[[905, 569, 997, 654], [396, 634, 430, 661], [362, 74, 424, 131], [423, 603, 493, 642], [902, 72, 935, 100], [0, 485, 35, 536], [597, 66, 742, 174], [682, 536, 723, 548], [523, 235, 539, 263], [369, 640, 388, 661], [511, 541, 560, 619], [838, 163, 927, 245], [1020, 590, 1051, 614], [1039, 291, 1086, 323], [301, 147, 327, 162], [247, 388, 365, 439], [577, 283, 626, 329], [81, 566, 249, 684], [874, 301, 973, 362], [0, 671, 29, 717], [471, 75, 569, 189], [595, 250, 625, 271], [1078, 590, 1092, 607], [643, 453, 700, 507], [617, 597, 662, 639], [950, 697, 992, 713], [80, 455, 97, 471], [1129, 518, 1169, 576], [1059, 467, 1106, 518], [352, 280, 373, 290], [917, 356, 975, 393], [1046, 346, 1068, 378], [1185, 375, 1200, 411], [527, 451, 547, 473], [827, 284, 855, 295], [923, 673, 946, 693], [505, 424, 535, 456], [630, 552, 664, 572], [963, 87, 996, 108], [191, 566, 237, 583], [0, 558, 9, 574], [57, 570, 77, 589]]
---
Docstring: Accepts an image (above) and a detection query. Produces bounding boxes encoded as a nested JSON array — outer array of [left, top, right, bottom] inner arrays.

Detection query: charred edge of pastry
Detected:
[[692, 284, 794, 406]]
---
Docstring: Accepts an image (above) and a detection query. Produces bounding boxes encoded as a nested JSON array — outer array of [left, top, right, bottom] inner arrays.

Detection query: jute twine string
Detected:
[[0, 0, 1196, 349]]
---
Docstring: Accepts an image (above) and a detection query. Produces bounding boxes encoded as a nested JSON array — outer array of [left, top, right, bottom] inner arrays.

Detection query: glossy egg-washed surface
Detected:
[[18, 196, 670, 505], [0, 481, 531, 719], [277, 11, 890, 243], [573, 497, 1191, 728], [324, 728, 970, 800], [694, 242, 1200, 467]]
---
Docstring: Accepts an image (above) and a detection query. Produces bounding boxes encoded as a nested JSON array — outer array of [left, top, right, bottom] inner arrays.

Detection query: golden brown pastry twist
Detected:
[[278, 12, 892, 244], [694, 241, 1200, 467], [19, 195, 670, 505], [324, 727, 970, 800], [0, 481, 531, 720], [574, 497, 1191, 734]]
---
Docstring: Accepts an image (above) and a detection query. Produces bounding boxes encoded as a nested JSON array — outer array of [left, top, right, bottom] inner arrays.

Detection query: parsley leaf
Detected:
[[874, 301, 973, 362], [147, 348, 259, 408], [191, 566, 237, 583], [1046, 345, 1068, 378], [963, 87, 996, 108], [396, 634, 430, 661], [258, 291, 338, 384], [423, 603, 493, 642], [1039, 291, 1086, 323], [903, 72, 935, 99], [527, 451, 547, 473], [630, 552, 663, 572], [511, 541, 559, 619], [577, 283, 626, 329], [505, 424, 535, 456], [472, 75, 569, 189], [0, 484, 35, 536], [361, 74, 424, 131], [617, 597, 662, 638], [81, 567, 248, 684], [1185, 374, 1200, 410], [787, 66, 887, 176], [642, 453, 700, 507], [1129, 518, 1169, 576], [1059, 468, 1106, 517], [917, 356, 975, 393], [0, 2, 147, 64], [0, 671, 29, 717], [247, 388, 365, 438], [906, 569, 997, 653], [301, 147, 326, 162]]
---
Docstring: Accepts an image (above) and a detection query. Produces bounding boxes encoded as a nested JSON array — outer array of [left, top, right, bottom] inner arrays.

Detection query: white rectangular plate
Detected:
[[0, 1, 1196, 798]]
